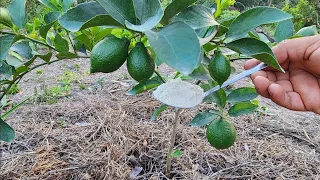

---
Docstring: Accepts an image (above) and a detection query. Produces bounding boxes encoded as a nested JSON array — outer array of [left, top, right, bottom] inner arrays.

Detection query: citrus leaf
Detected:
[[274, 19, 293, 43], [226, 38, 284, 72], [11, 40, 33, 59], [6, 54, 23, 67], [8, 0, 27, 29], [225, 7, 292, 42], [295, 25, 318, 37], [58, 2, 122, 32], [0, 35, 15, 60], [190, 110, 220, 127], [208, 50, 231, 86], [228, 101, 258, 116], [189, 64, 211, 81], [39, 22, 55, 39], [227, 87, 258, 103], [96, 0, 137, 25], [54, 34, 69, 52], [0, 7, 13, 28], [62, 0, 75, 12], [161, 0, 197, 25], [38, 0, 60, 11], [0, 60, 13, 80], [56, 52, 77, 59], [201, 82, 227, 109], [172, 5, 218, 29], [151, 104, 168, 121], [198, 26, 217, 46], [36, 52, 52, 63], [0, 118, 15, 142], [125, 8, 163, 32], [132, 0, 163, 23], [145, 22, 201, 75], [44, 11, 60, 24], [128, 80, 161, 95]]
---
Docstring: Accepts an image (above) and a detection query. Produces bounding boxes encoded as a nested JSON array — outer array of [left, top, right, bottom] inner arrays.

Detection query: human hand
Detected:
[[244, 35, 320, 115]]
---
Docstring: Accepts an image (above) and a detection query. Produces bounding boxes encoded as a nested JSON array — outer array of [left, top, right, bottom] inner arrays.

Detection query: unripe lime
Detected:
[[208, 50, 231, 86], [206, 118, 236, 149], [90, 35, 130, 73], [127, 42, 155, 82]]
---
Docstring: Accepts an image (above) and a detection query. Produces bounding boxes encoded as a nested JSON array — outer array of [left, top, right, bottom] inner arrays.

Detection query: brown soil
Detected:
[[1, 58, 320, 179]]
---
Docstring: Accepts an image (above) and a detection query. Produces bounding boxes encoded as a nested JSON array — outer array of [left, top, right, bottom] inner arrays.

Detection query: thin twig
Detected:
[[0, 31, 58, 51], [166, 108, 181, 176], [155, 70, 166, 83], [67, 32, 78, 56]]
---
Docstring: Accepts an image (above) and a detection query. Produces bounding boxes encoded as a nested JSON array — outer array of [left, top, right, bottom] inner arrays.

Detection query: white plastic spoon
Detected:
[[153, 63, 268, 108]]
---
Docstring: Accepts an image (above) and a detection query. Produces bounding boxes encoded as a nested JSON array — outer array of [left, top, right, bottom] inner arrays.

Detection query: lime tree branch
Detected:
[[0, 57, 74, 101], [0, 31, 58, 51]]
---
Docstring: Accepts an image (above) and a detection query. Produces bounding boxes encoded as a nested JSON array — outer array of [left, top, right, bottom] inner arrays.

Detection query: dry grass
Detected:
[[1, 59, 320, 179]]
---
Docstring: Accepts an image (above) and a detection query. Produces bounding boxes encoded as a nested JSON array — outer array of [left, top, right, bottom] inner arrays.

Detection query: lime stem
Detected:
[[166, 108, 181, 176], [155, 70, 166, 83]]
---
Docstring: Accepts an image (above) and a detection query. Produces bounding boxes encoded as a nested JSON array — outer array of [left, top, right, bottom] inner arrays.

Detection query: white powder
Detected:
[[153, 79, 204, 108]]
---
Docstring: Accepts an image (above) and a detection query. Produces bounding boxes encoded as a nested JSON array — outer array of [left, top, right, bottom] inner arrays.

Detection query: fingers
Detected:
[[267, 84, 306, 111], [244, 35, 320, 71], [252, 76, 271, 98]]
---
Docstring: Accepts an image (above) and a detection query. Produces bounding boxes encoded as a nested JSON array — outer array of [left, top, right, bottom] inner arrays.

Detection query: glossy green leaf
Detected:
[[151, 104, 168, 121], [225, 7, 292, 42], [0, 118, 15, 142], [62, 0, 75, 12], [228, 101, 258, 116], [128, 80, 161, 95], [37, 52, 52, 62], [274, 19, 294, 43], [58, 2, 122, 32], [296, 25, 318, 37], [172, 5, 218, 29], [6, 54, 23, 67], [0, 35, 15, 60], [227, 87, 258, 103], [39, 22, 55, 38], [125, 0, 163, 32], [0, 7, 13, 28], [96, 0, 137, 24], [11, 40, 33, 59], [133, 0, 161, 22], [189, 64, 211, 81], [54, 34, 69, 52], [190, 110, 220, 127], [226, 38, 284, 72], [208, 50, 231, 86], [201, 82, 227, 109], [8, 0, 27, 29], [44, 11, 60, 24], [0, 60, 13, 80], [74, 33, 93, 51], [38, 0, 60, 11], [56, 52, 77, 59], [145, 22, 201, 75], [161, 0, 197, 25], [13, 66, 28, 78]]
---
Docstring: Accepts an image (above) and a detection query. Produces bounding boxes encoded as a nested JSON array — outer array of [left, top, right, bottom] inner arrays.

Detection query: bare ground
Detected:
[[1, 58, 320, 179]]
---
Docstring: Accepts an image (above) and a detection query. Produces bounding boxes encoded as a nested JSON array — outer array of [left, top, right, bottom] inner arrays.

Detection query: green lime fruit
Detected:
[[0, 7, 13, 28], [206, 118, 236, 149], [208, 50, 231, 86], [90, 35, 130, 73], [127, 42, 155, 82]]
